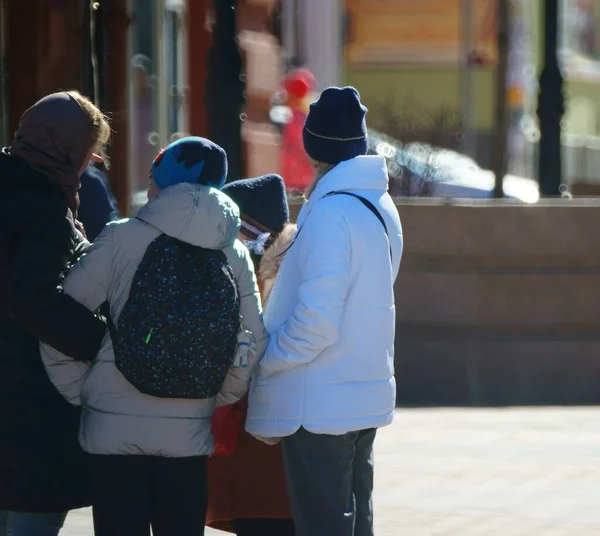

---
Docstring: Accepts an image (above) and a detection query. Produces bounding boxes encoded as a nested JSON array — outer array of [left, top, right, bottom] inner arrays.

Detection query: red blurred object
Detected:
[[282, 109, 315, 191], [284, 77, 310, 100], [211, 400, 246, 457], [283, 68, 316, 101], [280, 68, 317, 191]]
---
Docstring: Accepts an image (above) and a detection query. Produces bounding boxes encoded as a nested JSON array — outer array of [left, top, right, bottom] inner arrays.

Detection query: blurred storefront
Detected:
[[0, 0, 281, 216], [342, 0, 499, 169], [127, 0, 282, 209], [128, 0, 189, 205], [339, 0, 600, 190]]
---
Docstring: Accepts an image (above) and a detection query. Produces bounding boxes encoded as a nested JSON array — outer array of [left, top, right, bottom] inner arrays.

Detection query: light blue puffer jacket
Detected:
[[246, 156, 403, 439]]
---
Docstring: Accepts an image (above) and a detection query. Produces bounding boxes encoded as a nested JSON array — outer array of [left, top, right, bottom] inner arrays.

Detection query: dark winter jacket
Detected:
[[0, 149, 106, 512], [78, 166, 118, 242]]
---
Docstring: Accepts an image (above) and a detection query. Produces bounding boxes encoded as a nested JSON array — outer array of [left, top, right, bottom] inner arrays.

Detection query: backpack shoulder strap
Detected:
[[325, 191, 392, 261], [99, 225, 161, 342], [98, 301, 118, 343]]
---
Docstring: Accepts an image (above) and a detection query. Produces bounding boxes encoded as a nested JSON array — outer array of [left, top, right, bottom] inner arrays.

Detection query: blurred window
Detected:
[[128, 0, 188, 206]]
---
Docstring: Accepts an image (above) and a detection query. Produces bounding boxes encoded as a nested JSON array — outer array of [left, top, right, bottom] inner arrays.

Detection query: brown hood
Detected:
[[9, 92, 93, 214]]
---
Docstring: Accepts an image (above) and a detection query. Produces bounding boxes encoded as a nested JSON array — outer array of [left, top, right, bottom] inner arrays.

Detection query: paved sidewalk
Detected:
[[63, 408, 600, 535]]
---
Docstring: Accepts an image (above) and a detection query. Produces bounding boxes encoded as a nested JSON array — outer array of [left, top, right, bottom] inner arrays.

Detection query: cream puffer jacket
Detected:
[[41, 183, 268, 457]]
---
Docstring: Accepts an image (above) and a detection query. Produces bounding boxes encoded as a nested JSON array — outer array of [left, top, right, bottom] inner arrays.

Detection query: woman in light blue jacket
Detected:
[[246, 87, 403, 536]]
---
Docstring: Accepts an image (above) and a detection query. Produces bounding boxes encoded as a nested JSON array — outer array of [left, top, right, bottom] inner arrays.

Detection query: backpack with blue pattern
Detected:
[[107, 233, 240, 399]]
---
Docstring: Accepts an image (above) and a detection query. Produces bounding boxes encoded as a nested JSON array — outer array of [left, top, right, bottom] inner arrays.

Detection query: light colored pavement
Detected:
[[63, 408, 600, 535]]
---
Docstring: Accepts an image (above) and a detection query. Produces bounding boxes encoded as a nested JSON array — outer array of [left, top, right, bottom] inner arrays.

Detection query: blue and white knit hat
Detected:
[[151, 136, 228, 190], [303, 86, 369, 165]]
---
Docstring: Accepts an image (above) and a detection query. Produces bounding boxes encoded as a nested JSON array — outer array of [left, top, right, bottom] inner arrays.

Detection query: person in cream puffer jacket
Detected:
[[40, 137, 268, 536]]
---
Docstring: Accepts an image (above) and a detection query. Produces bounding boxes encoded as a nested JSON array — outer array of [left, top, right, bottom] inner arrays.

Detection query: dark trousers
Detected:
[[0, 511, 67, 536], [281, 427, 376, 536], [231, 518, 296, 536], [90, 454, 209, 536]]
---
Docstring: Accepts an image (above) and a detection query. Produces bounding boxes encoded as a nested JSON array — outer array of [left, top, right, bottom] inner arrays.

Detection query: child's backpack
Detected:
[[106, 233, 240, 399]]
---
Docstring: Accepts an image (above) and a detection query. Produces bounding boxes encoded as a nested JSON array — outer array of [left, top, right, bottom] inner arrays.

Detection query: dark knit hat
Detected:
[[222, 174, 289, 258], [151, 136, 228, 190], [303, 86, 368, 165]]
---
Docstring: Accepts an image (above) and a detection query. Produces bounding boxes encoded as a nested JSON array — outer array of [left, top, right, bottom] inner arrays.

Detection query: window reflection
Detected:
[[130, 0, 158, 197], [129, 0, 187, 204]]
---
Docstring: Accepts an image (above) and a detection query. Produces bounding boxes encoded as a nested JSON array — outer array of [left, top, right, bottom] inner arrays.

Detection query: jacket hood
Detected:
[[297, 155, 389, 227], [137, 182, 240, 249], [310, 155, 389, 203], [9, 92, 96, 214]]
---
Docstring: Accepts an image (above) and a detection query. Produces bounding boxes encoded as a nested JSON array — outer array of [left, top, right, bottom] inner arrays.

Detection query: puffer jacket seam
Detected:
[[84, 403, 212, 420], [178, 187, 200, 239]]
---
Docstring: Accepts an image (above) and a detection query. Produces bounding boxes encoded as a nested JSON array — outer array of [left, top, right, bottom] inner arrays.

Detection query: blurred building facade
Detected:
[[4, 0, 600, 206], [0, 0, 282, 215], [341, 0, 600, 191]]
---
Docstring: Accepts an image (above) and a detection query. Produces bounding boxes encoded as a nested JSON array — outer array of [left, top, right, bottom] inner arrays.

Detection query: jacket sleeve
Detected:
[[216, 242, 268, 407], [8, 206, 106, 362], [259, 201, 351, 376], [60, 223, 114, 311], [39, 224, 115, 405]]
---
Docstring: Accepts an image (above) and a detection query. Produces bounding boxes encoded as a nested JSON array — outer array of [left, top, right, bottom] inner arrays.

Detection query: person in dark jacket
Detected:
[[78, 165, 118, 242], [0, 91, 110, 536]]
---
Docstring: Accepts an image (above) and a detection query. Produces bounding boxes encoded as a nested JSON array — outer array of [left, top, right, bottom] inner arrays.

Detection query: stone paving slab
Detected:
[[63, 408, 600, 535]]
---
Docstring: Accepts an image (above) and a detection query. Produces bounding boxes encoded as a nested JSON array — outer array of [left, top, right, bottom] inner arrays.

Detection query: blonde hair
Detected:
[[66, 90, 111, 165]]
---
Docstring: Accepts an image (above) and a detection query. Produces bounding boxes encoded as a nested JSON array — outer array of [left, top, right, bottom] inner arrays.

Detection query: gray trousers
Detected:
[[281, 427, 376, 536]]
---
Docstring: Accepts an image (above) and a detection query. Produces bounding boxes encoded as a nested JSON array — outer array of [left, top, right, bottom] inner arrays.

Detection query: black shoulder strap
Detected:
[[325, 191, 392, 261], [277, 191, 393, 261], [276, 226, 301, 259]]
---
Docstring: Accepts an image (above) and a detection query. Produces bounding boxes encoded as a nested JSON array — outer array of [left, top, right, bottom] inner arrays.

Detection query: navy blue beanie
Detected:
[[303, 86, 368, 165], [152, 136, 228, 190], [222, 174, 289, 254]]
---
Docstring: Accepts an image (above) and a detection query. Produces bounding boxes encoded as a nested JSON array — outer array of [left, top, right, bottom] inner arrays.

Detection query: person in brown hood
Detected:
[[0, 91, 110, 536]]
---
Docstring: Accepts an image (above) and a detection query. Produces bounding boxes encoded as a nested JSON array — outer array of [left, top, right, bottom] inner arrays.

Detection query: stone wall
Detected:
[[290, 198, 600, 406]]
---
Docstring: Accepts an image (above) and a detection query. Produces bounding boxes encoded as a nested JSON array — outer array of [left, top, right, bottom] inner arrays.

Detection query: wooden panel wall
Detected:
[[345, 0, 497, 65]]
